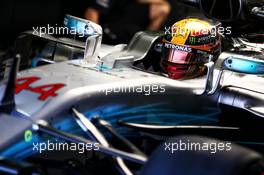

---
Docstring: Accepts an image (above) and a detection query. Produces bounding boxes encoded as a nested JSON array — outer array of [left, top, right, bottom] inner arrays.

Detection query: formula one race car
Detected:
[[0, 0, 264, 174]]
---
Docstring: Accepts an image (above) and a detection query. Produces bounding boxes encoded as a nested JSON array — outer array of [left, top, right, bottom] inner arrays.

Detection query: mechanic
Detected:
[[160, 18, 221, 80], [84, 0, 171, 44]]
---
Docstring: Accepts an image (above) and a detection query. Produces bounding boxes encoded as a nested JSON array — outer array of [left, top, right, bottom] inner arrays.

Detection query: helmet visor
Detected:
[[161, 41, 211, 79], [162, 41, 211, 64]]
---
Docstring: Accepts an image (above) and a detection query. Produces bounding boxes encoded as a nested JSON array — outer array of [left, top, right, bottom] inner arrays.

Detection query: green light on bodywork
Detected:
[[24, 130, 33, 142]]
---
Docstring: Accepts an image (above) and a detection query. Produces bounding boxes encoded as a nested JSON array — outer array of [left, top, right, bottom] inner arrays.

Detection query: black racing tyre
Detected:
[[140, 135, 264, 175]]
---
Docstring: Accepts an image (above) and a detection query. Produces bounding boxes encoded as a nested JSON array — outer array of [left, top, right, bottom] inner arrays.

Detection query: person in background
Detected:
[[84, 0, 171, 44]]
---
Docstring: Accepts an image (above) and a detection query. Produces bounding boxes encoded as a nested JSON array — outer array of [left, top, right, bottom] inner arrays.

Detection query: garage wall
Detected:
[[0, 0, 88, 48]]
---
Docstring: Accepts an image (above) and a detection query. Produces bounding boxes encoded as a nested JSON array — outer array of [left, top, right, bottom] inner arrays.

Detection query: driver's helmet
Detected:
[[161, 18, 221, 79]]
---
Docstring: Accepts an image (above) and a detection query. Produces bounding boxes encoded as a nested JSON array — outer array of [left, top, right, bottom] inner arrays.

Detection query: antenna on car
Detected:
[[0, 54, 20, 113]]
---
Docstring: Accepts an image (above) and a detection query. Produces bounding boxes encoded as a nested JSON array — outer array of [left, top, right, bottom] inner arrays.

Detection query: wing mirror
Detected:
[[204, 51, 264, 94], [64, 15, 103, 63]]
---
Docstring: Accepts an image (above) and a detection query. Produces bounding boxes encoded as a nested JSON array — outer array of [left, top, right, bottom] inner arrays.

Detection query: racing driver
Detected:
[[161, 18, 221, 80]]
